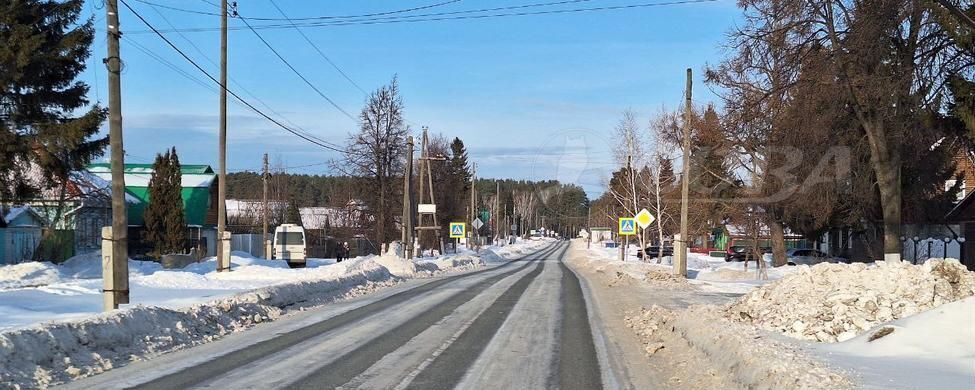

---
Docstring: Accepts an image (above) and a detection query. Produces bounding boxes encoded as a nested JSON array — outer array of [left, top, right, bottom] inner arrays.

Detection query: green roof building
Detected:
[[86, 163, 218, 226]]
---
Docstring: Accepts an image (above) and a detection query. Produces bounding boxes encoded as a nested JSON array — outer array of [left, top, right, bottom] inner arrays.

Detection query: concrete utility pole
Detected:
[[262, 153, 270, 259], [676, 68, 693, 277], [587, 207, 591, 249], [402, 136, 414, 259], [471, 162, 477, 250], [495, 181, 500, 245], [216, 0, 230, 272], [104, 0, 129, 310]]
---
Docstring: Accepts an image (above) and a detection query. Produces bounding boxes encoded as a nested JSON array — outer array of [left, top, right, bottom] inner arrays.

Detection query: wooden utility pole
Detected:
[[104, 0, 129, 310], [216, 0, 230, 272], [415, 127, 446, 256], [417, 128, 426, 253], [402, 136, 414, 259], [676, 68, 693, 277], [262, 153, 269, 258]]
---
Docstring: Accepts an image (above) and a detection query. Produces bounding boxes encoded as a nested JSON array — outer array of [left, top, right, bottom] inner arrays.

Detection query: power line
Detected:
[[267, 0, 367, 95], [128, 0, 718, 34], [131, 0, 462, 21], [234, 9, 358, 122], [229, 161, 330, 173], [125, 37, 219, 93], [142, 1, 317, 136], [118, 0, 350, 154]]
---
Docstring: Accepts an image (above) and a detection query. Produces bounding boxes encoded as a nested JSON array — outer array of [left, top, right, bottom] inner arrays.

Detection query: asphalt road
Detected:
[[61, 241, 612, 390]]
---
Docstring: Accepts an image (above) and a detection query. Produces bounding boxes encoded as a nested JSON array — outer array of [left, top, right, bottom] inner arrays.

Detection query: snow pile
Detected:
[[624, 304, 852, 389], [0, 262, 61, 289], [0, 240, 550, 388], [416, 254, 483, 274], [828, 296, 975, 363], [0, 300, 279, 388], [0, 255, 401, 388], [814, 296, 975, 388], [726, 259, 975, 342]]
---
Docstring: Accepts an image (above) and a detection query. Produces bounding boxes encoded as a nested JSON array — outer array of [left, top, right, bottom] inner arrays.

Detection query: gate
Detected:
[[2, 227, 42, 264]]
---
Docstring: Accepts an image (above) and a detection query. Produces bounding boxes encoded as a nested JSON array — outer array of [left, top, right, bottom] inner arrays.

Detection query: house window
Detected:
[[946, 180, 966, 201]]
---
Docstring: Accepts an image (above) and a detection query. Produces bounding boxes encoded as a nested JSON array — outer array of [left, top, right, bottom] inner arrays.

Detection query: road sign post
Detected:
[[471, 217, 484, 251], [449, 222, 466, 239], [449, 222, 466, 254], [619, 217, 636, 261], [618, 218, 636, 236]]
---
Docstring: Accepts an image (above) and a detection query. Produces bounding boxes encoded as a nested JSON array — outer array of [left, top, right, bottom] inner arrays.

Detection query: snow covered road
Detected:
[[56, 241, 614, 390]]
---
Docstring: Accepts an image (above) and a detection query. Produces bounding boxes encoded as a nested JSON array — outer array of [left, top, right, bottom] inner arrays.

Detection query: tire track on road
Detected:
[[557, 256, 603, 390], [286, 245, 562, 389], [403, 243, 569, 390], [130, 243, 559, 390]]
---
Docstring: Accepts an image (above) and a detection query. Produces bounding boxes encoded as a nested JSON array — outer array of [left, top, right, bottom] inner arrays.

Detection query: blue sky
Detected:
[[81, 0, 741, 197]]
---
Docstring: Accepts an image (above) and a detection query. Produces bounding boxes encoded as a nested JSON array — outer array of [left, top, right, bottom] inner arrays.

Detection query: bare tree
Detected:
[[718, 0, 975, 262], [647, 108, 680, 262], [336, 76, 409, 246], [609, 109, 649, 259]]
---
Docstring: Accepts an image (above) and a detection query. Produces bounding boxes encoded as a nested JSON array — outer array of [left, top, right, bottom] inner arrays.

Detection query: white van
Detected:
[[273, 224, 307, 268]]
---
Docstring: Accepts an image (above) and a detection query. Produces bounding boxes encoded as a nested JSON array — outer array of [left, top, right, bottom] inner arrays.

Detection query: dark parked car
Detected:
[[724, 245, 770, 262], [636, 245, 674, 259]]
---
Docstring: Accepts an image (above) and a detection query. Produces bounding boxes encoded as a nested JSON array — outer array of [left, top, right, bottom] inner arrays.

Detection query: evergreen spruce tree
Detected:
[[165, 148, 186, 251], [144, 148, 185, 256], [1, 0, 107, 201]]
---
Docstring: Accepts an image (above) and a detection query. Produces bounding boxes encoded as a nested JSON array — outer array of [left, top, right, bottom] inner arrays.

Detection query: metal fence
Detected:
[[902, 236, 963, 264], [231, 233, 265, 258]]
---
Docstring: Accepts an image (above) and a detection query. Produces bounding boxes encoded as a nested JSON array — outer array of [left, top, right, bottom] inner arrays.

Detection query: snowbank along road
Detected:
[[59, 241, 616, 389]]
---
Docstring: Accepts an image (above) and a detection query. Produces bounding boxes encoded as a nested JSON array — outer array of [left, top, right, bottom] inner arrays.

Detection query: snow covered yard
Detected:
[[584, 241, 798, 293], [0, 238, 551, 388]]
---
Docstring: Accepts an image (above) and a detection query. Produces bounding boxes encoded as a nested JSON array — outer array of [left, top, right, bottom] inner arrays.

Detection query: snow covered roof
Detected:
[[86, 163, 216, 188], [225, 199, 286, 218], [3, 205, 47, 227], [300, 206, 353, 229]]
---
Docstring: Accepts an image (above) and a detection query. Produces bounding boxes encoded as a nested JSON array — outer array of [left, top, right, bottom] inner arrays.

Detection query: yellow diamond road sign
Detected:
[[635, 208, 655, 229]]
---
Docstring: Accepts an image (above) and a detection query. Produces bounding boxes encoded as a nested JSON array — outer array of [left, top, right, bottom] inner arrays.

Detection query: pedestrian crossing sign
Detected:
[[449, 222, 466, 239], [618, 218, 636, 236]]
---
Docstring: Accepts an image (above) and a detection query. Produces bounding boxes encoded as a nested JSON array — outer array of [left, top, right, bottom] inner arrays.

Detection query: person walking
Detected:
[[336, 242, 345, 263], [342, 242, 351, 261]]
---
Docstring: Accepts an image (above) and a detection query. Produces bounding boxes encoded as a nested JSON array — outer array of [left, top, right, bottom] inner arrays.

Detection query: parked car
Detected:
[[636, 245, 674, 259], [785, 248, 846, 266], [272, 224, 307, 268], [724, 245, 770, 262]]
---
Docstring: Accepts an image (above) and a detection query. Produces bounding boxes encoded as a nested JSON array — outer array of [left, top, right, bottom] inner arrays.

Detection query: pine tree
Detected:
[[0, 0, 106, 201], [144, 148, 185, 256]]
